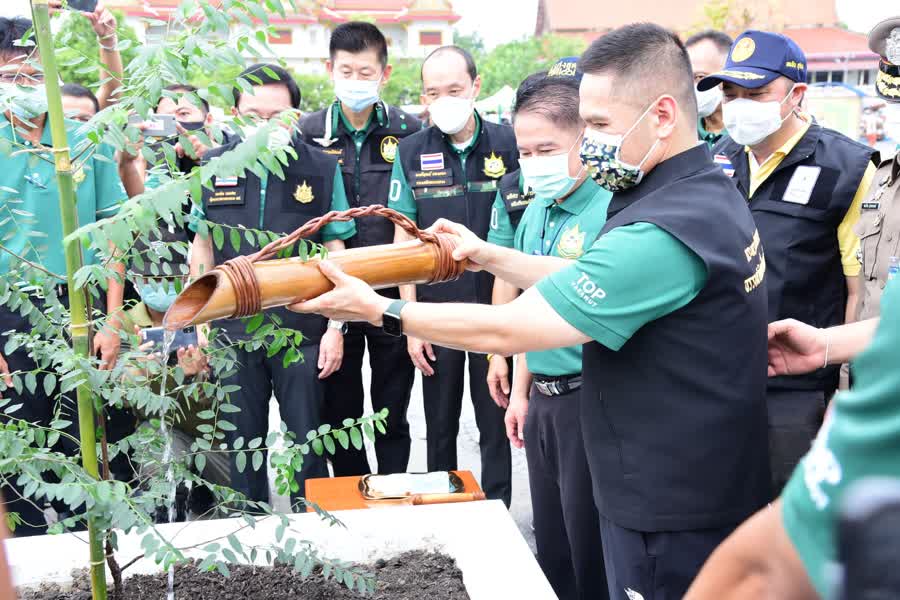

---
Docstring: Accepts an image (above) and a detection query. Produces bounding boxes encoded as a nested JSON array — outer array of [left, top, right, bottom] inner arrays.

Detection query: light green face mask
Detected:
[[137, 280, 179, 313]]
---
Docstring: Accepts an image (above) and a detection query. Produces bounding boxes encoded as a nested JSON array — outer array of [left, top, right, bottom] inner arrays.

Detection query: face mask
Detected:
[[695, 86, 722, 118], [138, 280, 179, 313], [2, 84, 48, 121], [519, 136, 584, 201], [178, 120, 205, 131], [241, 120, 293, 150], [579, 102, 660, 192], [722, 85, 797, 146], [429, 93, 474, 135], [334, 77, 381, 113]]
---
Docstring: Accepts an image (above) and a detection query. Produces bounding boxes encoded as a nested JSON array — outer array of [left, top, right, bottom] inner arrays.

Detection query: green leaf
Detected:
[[42, 373, 56, 396], [236, 451, 247, 473], [311, 438, 324, 456], [195, 453, 206, 474], [196, 409, 216, 420], [248, 436, 263, 449], [252, 450, 264, 472], [212, 225, 224, 250], [229, 227, 241, 252], [246, 312, 264, 334], [323, 435, 335, 455], [349, 427, 363, 450], [24, 372, 36, 394], [335, 429, 349, 450]]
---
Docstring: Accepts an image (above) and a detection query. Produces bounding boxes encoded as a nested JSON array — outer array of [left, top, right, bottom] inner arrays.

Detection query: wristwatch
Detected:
[[382, 299, 408, 337], [327, 319, 348, 335]]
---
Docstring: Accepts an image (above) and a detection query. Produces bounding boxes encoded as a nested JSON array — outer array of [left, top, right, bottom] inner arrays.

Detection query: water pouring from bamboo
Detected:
[[164, 205, 467, 330]]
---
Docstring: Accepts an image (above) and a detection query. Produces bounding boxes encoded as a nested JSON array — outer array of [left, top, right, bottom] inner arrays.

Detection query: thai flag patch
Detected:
[[714, 154, 735, 178], [420, 152, 445, 171], [215, 176, 239, 187]]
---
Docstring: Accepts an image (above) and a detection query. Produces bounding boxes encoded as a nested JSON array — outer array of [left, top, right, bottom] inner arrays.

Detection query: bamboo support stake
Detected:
[[29, 2, 108, 598]]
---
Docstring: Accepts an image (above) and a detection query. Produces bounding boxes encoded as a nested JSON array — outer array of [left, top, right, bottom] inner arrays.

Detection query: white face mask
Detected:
[[722, 85, 797, 146], [518, 135, 584, 201], [429, 92, 475, 135], [695, 86, 722, 118], [334, 77, 381, 113]]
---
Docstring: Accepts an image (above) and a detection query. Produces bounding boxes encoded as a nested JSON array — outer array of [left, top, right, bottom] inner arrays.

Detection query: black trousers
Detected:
[[422, 345, 511, 506], [766, 387, 828, 495], [525, 384, 608, 600], [323, 322, 414, 475], [224, 344, 327, 507], [599, 515, 736, 600]]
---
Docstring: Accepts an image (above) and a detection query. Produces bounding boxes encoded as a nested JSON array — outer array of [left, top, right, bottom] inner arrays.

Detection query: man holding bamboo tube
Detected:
[[292, 23, 771, 600]]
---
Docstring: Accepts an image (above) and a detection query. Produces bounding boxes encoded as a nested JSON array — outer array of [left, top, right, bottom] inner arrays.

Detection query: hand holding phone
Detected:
[[129, 114, 178, 138], [139, 326, 198, 353], [65, 0, 99, 12]]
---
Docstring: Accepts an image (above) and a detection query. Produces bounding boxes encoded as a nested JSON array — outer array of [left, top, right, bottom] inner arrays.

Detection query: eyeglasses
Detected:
[[0, 72, 45, 85]]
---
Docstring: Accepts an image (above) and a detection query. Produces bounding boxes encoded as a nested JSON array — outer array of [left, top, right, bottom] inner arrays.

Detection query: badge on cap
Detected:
[[731, 37, 756, 62]]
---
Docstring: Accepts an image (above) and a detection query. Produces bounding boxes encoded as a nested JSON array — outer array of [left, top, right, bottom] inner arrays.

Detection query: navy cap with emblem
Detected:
[[546, 56, 583, 83], [697, 30, 807, 91], [868, 17, 900, 102]]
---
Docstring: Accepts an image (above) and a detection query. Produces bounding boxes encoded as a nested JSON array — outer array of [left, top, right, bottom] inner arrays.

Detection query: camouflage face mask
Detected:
[[578, 101, 660, 193]]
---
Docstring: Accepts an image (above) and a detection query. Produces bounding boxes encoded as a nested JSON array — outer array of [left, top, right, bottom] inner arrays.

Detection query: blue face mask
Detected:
[[334, 77, 381, 113], [138, 280, 179, 313]]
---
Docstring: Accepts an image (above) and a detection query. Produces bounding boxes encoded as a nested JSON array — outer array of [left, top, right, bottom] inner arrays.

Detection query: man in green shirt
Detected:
[[291, 24, 771, 599], [685, 30, 731, 148], [0, 16, 127, 536], [486, 60, 611, 600]]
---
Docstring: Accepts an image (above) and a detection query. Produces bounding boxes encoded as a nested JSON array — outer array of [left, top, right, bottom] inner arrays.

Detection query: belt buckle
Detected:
[[535, 380, 551, 396]]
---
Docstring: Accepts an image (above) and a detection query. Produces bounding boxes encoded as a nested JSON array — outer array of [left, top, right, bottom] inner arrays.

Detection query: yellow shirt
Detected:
[[746, 116, 874, 277]]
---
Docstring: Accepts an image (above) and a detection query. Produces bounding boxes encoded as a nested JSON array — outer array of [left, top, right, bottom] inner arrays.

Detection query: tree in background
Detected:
[[478, 35, 587, 98], [55, 9, 140, 88]]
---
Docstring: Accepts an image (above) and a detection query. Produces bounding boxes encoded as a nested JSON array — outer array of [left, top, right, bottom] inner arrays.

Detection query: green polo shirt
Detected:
[[698, 117, 728, 149], [536, 222, 708, 351], [782, 278, 900, 597], [388, 112, 483, 220], [0, 115, 126, 276], [192, 164, 355, 242], [491, 179, 612, 376]]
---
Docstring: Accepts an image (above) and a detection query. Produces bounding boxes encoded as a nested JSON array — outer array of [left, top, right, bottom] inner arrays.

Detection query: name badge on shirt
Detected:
[[214, 176, 239, 187], [782, 166, 821, 205], [862, 202, 880, 211]]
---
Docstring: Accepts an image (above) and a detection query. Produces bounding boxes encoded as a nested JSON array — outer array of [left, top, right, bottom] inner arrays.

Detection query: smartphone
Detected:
[[140, 326, 198, 352], [66, 0, 99, 12], [128, 114, 178, 138]]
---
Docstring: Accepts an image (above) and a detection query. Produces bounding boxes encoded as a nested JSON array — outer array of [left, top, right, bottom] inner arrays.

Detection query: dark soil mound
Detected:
[[19, 550, 470, 600]]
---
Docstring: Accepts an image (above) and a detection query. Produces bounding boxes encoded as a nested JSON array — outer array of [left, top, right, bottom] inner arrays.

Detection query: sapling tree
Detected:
[[0, 1, 388, 598]]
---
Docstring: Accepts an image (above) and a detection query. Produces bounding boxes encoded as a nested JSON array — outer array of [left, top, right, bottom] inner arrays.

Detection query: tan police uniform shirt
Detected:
[[856, 153, 900, 321]]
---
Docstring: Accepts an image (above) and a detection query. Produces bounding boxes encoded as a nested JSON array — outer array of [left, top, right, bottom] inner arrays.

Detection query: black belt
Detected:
[[533, 373, 582, 397]]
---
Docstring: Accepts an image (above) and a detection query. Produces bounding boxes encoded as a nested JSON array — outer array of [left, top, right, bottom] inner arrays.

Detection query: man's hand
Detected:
[[505, 393, 529, 449], [487, 354, 510, 408], [86, 6, 117, 42], [767, 319, 827, 377], [176, 345, 208, 377], [407, 336, 436, 376], [175, 124, 210, 160], [288, 261, 391, 323], [317, 327, 344, 380], [427, 219, 497, 272], [0, 352, 13, 399], [93, 329, 121, 370]]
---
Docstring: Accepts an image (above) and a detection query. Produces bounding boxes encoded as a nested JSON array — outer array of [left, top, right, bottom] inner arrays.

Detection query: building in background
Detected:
[[534, 0, 878, 87], [106, 0, 460, 73]]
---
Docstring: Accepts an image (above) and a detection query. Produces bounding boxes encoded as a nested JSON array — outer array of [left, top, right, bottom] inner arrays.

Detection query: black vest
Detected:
[[300, 102, 422, 249], [498, 169, 534, 229], [398, 117, 518, 303], [582, 144, 771, 532], [716, 123, 877, 391], [201, 136, 337, 344]]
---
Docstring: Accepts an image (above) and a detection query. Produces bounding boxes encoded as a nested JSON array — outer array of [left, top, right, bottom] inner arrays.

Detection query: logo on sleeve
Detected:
[[571, 272, 606, 307], [802, 414, 842, 510]]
